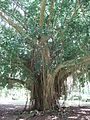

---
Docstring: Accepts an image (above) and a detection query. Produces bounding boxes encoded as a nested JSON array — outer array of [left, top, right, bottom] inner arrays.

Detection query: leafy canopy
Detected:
[[0, 0, 90, 88]]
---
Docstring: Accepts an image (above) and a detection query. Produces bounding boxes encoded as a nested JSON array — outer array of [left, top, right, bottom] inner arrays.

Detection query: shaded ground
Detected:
[[0, 104, 90, 120]]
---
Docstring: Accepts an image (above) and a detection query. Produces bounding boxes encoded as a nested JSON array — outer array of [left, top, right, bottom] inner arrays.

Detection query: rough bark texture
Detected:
[[31, 75, 54, 111], [30, 71, 68, 111]]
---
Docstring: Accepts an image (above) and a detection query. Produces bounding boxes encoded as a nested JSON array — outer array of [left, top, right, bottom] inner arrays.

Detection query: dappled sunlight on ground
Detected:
[[0, 86, 90, 119], [80, 108, 90, 112], [68, 116, 78, 119], [0, 105, 90, 120], [67, 106, 90, 120]]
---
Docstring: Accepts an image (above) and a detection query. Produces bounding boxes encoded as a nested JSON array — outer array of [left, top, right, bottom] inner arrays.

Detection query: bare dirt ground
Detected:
[[0, 104, 90, 120]]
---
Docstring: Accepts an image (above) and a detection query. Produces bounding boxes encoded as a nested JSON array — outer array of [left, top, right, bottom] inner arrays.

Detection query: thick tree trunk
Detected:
[[31, 74, 44, 111], [30, 71, 67, 111], [30, 73, 58, 111]]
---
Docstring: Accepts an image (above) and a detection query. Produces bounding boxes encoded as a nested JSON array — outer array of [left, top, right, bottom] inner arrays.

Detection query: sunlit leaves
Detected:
[[0, 0, 89, 88]]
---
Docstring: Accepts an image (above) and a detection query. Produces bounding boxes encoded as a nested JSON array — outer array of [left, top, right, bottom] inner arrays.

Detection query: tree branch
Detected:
[[47, 0, 54, 27], [0, 11, 24, 33], [7, 77, 25, 85], [40, 0, 47, 28], [53, 55, 90, 78]]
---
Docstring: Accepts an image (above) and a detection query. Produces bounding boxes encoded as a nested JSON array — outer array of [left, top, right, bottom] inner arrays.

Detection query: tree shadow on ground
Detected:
[[0, 105, 90, 120]]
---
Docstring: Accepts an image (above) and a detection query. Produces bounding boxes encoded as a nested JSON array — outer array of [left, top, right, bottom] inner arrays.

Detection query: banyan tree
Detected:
[[0, 0, 90, 110]]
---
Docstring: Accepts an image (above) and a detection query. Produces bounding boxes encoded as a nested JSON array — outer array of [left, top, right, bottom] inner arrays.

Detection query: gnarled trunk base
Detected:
[[30, 72, 68, 111]]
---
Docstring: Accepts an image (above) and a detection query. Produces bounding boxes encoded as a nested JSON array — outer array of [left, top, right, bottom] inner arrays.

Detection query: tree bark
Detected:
[[29, 71, 55, 111], [32, 74, 44, 111], [30, 72, 66, 111]]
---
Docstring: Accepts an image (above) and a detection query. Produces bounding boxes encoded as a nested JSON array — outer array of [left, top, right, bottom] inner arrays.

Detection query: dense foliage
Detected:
[[0, 0, 90, 110]]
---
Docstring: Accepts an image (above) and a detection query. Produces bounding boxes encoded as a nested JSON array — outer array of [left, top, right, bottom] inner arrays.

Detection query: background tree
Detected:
[[0, 0, 90, 110]]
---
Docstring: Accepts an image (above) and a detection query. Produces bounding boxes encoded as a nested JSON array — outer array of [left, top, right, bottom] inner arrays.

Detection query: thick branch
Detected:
[[40, 0, 46, 28], [53, 55, 90, 78], [0, 11, 24, 33], [7, 77, 25, 85], [47, 0, 54, 27]]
